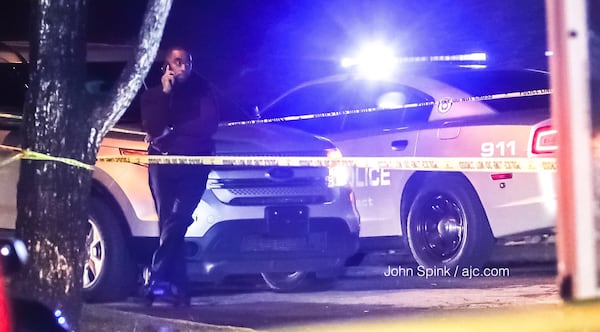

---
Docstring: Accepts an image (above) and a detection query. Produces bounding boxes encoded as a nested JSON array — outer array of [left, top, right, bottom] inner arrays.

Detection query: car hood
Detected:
[[213, 123, 335, 156], [106, 123, 335, 157]]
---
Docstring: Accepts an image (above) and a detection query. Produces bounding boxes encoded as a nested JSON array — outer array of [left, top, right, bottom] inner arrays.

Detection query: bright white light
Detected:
[[427, 52, 487, 62], [342, 42, 399, 80], [459, 64, 487, 69], [545, 50, 554, 56], [326, 148, 349, 187], [13, 239, 28, 263], [340, 57, 356, 68], [458, 52, 487, 61], [328, 165, 350, 187], [0, 246, 10, 256], [357, 43, 398, 79]]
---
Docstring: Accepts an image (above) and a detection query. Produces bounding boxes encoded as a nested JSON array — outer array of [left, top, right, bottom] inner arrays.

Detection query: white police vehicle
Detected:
[[0, 42, 360, 301], [257, 49, 555, 269]]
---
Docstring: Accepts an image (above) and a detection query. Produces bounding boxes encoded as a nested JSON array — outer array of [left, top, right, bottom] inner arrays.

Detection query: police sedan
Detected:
[[256, 65, 556, 269]]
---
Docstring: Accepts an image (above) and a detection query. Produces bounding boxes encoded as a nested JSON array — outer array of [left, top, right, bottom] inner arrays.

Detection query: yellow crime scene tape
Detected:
[[0, 144, 557, 173], [223, 88, 552, 127], [0, 88, 556, 172], [96, 155, 558, 173], [0, 145, 95, 170]]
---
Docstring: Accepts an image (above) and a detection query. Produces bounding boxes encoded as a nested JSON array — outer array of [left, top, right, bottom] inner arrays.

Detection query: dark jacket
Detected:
[[141, 73, 219, 155]]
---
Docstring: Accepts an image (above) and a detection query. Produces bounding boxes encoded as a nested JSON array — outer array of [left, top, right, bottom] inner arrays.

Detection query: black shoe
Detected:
[[144, 281, 190, 307], [141, 281, 158, 307]]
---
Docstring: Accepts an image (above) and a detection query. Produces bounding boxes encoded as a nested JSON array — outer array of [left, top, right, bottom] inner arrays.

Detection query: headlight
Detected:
[[328, 165, 351, 187], [326, 148, 350, 187]]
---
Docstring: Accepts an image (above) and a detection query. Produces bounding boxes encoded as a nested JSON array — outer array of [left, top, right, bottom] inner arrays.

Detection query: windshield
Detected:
[[260, 78, 435, 135]]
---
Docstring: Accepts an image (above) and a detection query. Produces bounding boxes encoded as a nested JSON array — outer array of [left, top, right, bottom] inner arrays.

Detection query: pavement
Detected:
[[78, 242, 600, 332], [80, 305, 255, 332]]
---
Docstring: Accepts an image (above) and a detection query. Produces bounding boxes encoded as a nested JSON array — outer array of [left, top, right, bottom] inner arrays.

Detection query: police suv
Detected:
[[258, 65, 556, 269], [0, 42, 360, 301]]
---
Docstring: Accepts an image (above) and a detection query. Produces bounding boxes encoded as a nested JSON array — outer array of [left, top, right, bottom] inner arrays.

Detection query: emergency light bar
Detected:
[[341, 41, 487, 80]]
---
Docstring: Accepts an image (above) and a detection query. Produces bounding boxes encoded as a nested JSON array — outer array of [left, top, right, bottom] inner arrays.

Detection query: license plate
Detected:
[[265, 206, 309, 236]]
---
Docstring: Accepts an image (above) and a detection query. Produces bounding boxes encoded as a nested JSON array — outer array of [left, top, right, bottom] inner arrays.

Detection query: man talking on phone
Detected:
[[140, 46, 219, 306]]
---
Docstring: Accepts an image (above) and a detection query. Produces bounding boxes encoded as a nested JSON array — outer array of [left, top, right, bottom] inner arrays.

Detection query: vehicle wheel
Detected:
[[261, 271, 336, 292], [82, 197, 137, 302], [406, 175, 495, 269]]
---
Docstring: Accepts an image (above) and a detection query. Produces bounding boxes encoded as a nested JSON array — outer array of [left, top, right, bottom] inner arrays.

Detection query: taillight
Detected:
[[532, 126, 557, 154], [0, 265, 10, 332]]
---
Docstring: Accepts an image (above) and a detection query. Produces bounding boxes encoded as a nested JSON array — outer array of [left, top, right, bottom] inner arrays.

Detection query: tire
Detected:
[[261, 271, 336, 292], [82, 197, 137, 302], [405, 175, 495, 269]]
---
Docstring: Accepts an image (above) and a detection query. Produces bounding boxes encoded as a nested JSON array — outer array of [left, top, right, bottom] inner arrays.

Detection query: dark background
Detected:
[[1, 0, 549, 107]]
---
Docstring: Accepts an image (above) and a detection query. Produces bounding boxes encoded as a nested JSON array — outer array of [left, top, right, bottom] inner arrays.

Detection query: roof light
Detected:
[[341, 42, 399, 80]]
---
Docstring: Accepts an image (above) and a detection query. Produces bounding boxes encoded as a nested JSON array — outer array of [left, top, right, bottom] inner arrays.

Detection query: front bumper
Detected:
[[184, 187, 360, 281], [188, 186, 361, 237], [186, 217, 359, 281]]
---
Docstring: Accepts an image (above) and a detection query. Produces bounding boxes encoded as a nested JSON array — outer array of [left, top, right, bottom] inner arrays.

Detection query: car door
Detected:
[[0, 62, 27, 232], [328, 81, 433, 238]]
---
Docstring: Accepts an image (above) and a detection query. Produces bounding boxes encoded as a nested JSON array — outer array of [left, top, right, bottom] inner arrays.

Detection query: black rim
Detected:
[[412, 193, 466, 262]]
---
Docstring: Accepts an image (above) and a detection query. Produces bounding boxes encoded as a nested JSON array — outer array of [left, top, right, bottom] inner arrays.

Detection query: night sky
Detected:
[[1, 0, 548, 105]]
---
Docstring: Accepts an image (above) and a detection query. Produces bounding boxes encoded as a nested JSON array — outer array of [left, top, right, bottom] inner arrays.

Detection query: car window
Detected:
[[262, 79, 434, 135], [0, 63, 28, 116], [433, 69, 550, 112], [0, 59, 289, 129], [85, 62, 143, 125], [88, 62, 252, 125], [0, 61, 150, 129], [339, 80, 434, 131]]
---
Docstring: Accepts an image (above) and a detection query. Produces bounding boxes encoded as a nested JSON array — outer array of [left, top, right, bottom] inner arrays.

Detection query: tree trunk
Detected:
[[10, 0, 173, 329], [12, 1, 95, 330]]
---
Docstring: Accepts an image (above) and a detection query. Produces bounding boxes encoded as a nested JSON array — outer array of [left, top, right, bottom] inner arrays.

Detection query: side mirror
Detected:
[[238, 105, 261, 121], [252, 106, 261, 119], [0, 238, 28, 276]]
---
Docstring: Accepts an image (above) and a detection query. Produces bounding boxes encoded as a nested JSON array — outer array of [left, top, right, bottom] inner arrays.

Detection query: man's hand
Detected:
[[161, 64, 175, 94]]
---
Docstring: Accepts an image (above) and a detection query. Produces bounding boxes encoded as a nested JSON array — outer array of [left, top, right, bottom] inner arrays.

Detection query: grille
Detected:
[[240, 233, 328, 252], [229, 195, 329, 205], [228, 186, 325, 196], [212, 186, 333, 205]]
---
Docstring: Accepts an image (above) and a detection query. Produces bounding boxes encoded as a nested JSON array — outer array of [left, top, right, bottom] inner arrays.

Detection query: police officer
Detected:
[[141, 46, 219, 305]]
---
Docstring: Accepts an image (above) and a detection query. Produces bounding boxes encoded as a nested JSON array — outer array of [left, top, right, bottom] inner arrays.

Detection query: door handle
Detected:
[[438, 127, 460, 140], [391, 140, 409, 151]]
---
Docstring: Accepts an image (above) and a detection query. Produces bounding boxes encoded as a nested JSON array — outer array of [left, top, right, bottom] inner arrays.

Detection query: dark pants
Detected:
[[148, 163, 210, 293]]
